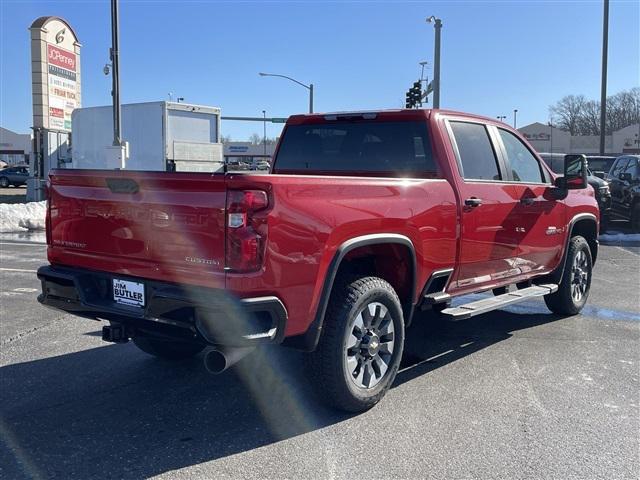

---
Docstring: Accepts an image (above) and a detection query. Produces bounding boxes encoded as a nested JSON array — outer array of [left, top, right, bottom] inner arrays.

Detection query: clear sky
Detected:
[[1, 0, 638, 141]]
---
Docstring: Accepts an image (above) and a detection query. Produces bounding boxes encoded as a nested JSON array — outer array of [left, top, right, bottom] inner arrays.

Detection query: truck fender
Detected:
[[283, 233, 416, 352], [546, 213, 598, 285]]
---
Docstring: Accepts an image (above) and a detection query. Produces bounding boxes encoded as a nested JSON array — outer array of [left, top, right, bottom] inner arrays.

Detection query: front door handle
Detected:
[[464, 197, 482, 207]]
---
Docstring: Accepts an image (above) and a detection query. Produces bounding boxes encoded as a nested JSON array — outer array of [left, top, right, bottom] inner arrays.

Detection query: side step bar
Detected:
[[441, 284, 558, 321]]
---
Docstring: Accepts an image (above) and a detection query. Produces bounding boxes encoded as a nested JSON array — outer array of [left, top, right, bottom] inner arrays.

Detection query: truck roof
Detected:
[[286, 108, 507, 126]]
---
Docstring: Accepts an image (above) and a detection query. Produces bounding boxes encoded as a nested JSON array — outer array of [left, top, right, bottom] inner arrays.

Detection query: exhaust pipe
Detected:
[[204, 346, 255, 374]]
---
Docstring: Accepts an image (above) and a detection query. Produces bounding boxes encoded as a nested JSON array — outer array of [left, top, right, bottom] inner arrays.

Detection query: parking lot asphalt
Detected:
[[1, 240, 638, 479]]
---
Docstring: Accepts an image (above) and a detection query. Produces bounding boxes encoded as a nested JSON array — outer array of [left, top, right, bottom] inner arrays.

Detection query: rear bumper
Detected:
[[37, 265, 287, 346]]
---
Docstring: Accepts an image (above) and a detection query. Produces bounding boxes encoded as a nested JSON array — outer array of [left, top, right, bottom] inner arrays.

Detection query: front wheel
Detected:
[[307, 276, 405, 412], [544, 235, 592, 315], [631, 203, 640, 233], [133, 337, 205, 360], [0, 177, 9, 188]]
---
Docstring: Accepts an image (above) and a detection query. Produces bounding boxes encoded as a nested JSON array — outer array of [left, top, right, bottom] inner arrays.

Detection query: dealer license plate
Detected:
[[113, 278, 145, 308]]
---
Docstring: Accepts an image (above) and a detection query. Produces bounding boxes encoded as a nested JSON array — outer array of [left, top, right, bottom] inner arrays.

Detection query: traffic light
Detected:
[[405, 91, 413, 109], [405, 81, 423, 109]]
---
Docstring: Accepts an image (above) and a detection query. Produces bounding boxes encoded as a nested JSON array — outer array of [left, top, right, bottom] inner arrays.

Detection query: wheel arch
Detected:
[[283, 233, 417, 352], [544, 213, 598, 285]]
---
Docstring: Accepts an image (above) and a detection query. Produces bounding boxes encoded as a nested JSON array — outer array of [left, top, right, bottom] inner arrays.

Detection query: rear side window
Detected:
[[449, 121, 501, 180], [498, 129, 545, 183], [273, 121, 438, 177]]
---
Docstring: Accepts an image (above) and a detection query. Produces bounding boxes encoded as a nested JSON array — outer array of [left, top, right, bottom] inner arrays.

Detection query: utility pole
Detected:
[[110, 0, 122, 147], [309, 84, 314, 114], [513, 109, 518, 129], [426, 16, 442, 109], [599, 0, 609, 155], [262, 110, 267, 155]]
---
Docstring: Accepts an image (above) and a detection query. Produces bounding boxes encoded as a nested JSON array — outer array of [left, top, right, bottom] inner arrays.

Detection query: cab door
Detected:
[[492, 127, 565, 275], [445, 119, 522, 292]]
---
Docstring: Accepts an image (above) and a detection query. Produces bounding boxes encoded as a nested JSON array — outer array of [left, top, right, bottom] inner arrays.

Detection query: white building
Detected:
[[0, 127, 32, 166], [518, 122, 640, 155]]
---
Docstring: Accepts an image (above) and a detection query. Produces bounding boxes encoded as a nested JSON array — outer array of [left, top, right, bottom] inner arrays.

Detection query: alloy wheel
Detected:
[[571, 250, 589, 302], [344, 302, 395, 389]]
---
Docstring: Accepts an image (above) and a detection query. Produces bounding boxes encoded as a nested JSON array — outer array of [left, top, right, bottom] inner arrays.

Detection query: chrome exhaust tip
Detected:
[[203, 346, 255, 374]]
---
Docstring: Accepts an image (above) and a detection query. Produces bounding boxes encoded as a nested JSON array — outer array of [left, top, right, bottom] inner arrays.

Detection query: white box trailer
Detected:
[[70, 101, 223, 172]]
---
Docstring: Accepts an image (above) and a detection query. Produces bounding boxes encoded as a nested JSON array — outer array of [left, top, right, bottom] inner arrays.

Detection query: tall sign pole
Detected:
[[110, 0, 123, 147], [29, 16, 81, 200], [599, 0, 609, 155]]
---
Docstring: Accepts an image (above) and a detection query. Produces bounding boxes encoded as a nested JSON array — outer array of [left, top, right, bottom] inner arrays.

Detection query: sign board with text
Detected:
[[30, 16, 81, 132]]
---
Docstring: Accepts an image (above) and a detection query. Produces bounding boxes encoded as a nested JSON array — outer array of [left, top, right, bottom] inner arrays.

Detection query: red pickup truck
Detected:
[[38, 109, 599, 411]]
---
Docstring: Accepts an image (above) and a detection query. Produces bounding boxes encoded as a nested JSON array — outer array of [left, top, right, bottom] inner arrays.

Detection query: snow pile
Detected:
[[0, 201, 47, 232], [599, 231, 640, 244]]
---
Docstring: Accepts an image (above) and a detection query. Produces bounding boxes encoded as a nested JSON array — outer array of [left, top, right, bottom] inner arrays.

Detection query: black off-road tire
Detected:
[[306, 276, 405, 412], [133, 337, 205, 360], [599, 214, 609, 234], [544, 235, 592, 315], [631, 203, 640, 233]]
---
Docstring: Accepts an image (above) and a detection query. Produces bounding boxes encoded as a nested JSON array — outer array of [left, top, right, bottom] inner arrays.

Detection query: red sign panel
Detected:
[[47, 45, 76, 71], [49, 107, 64, 118]]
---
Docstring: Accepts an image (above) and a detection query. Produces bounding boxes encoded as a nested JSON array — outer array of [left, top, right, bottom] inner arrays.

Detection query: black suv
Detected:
[[540, 153, 612, 228], [607, 155, 640, 232]]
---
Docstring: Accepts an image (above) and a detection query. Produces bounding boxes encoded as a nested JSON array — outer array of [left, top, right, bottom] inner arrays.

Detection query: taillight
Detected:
[[45, 180, 52, 245], [226, 190, 269, 272]]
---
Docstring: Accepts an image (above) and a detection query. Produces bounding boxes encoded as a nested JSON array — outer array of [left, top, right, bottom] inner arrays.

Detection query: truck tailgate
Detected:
[[47, 169, 227, 289]]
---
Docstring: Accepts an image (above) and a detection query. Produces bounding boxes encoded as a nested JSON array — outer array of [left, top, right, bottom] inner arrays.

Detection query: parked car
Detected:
[[583, 156, 617, 176], [38, 109, 598, 412], [540, 153, 611, 228], [606, 155, 640, 232], [0, 165, 29, 187]]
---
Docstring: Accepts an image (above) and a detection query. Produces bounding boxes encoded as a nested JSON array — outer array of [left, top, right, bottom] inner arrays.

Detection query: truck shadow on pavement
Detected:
[[0, 308, 562, 479]]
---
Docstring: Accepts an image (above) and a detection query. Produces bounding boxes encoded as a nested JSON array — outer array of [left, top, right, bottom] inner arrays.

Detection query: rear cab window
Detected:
[[448, 121, 501, 181], [272, 120, 439, 177]]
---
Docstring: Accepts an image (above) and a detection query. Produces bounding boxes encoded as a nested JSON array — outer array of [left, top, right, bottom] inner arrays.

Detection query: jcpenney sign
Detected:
[[48, 44, 76, 71]]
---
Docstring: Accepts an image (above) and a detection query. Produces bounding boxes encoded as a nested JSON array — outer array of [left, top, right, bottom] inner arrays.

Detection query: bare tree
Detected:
[[549, 88, 640, 136], [249, 133, 262, 145], [220, 134, 232, 144], [549, 95, 587, 135]]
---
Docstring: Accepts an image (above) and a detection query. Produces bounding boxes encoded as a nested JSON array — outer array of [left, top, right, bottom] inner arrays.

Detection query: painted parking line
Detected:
[[0, 242, 46, 247], [0, 267, 38, 273]]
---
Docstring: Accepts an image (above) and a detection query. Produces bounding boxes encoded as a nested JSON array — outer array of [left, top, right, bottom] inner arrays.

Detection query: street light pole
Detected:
[[110, 0, 122, 146], [513, 109, 518, 128], [599, 0, 609, 155], [259, 72, 314, 113], [426, 16, 442, 109]]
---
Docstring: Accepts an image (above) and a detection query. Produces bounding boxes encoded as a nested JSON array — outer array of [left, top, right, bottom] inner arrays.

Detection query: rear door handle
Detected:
[[519, 197, 535, 206], [464, 197, 482, 207]]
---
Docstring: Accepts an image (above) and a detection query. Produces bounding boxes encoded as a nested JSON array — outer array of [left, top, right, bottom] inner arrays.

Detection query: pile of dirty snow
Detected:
[[599, 231, 640, 245], [0, 201, 47, 232]]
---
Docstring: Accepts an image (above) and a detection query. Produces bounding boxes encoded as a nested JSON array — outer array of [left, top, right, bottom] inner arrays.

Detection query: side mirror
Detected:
[[619, 172, 632, 182], [593, 171, 605, 179], [563, 154, 588, 189]]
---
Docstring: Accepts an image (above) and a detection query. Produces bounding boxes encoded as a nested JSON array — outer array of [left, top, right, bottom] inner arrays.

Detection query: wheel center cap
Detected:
[[362, 333, 380, 356]]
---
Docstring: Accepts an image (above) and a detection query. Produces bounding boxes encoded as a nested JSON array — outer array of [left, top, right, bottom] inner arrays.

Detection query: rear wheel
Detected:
[[0, 177, 9, 188], [544, 235, 592, 315], [307, 276, 405, 412], [133, 337, 205, 360]]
